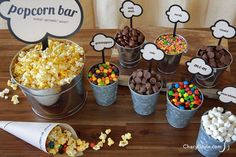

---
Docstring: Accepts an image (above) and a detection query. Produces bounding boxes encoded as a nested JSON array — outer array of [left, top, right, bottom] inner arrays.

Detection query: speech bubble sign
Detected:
[[166, 4, 190, 24], [211, 20, 236, 39], [0, 0, 83, 43], [120, 1, 143, 19], [141, 43, 164, 61], [90, 33, 115, 52], [186, 57, 213, 76], [217, 87, 236, 104]]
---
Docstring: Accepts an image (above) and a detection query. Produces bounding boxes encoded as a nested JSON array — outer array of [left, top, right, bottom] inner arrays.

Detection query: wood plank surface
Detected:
[[0, 28, 236, 157]]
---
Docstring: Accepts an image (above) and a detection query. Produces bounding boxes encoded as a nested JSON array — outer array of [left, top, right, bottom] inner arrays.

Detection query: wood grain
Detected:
[[0, 28, 236, 157]]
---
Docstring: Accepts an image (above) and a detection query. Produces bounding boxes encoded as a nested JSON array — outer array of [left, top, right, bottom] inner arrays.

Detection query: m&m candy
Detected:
[[168, 81, 203, 110], [88, 62, 119, 86]]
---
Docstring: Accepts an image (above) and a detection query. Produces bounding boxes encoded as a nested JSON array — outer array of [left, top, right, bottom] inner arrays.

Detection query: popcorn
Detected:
[[46, 126, 89, 156], [105, 129, 111, 135], [4, 96, 8, 100], [11, 95, 20, 105], [107, 138, 114, 146], [119, 140, 129, 147], [0, 91, 4, 98], [3, 88, 10, 94], [119, 132, 132, 147], [202, 107, 236, 143], [13, 40, 85, 89], [7, 80, 18, 90], [99, 132, 107, 141]]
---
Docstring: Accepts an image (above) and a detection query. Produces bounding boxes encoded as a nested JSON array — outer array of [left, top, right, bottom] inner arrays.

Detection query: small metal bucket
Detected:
[[196, 112, 235, 157], [166, 85, 204, 128], [195, 46, 233, 88], [128, 76, 163, 116], [9, 40, 86, 119], [115, 34, 144, 68], [88, 63, 119, 106], [156, 34, 188, 74]]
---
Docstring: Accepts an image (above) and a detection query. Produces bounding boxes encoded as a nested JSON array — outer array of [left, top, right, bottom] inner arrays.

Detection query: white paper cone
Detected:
[[0, 121, 78, 154]]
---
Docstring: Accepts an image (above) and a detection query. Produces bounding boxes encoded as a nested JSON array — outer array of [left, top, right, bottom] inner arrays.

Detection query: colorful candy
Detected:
[[156, 34, 187, 55], [88, 62, 119, 86], [168, 81, 203, 110]]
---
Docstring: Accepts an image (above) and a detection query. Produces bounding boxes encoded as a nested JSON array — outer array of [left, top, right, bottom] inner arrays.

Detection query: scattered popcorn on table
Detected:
[[105, 129, 111, 135], [119, 132, 132, 147], [99, 132, 107, 142], [119, 140, 129, 147], [11, 95, 20, 105], [7, 80, 18, 90], [202, 107, 236, 143], [4, 96, 8, 100], [107, 138, 114, 147], [0, 91, 4, 98], [46, 126, 89, 156], [3, 88, 10, 94], [13, 39, 85, 89]]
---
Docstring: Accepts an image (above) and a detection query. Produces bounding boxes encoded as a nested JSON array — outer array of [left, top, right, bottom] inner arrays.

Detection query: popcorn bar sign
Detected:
[[0, 0, 83, 43]]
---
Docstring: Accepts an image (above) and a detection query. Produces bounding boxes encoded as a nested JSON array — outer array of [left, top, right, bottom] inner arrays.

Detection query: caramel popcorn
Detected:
[[13, 39, 84, 89], [46, 126, 89, 157]]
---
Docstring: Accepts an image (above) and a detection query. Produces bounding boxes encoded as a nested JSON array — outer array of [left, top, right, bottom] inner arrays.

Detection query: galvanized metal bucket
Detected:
[[195, 46, 233, 88], [9, 40, 86, 119], [196, 112, 235, 157], [166, 86, 204, 128], [156, 34, 188, 74], [128, 76, 163, 116], [115, 35, 144, 68], [88, 63, 119, 106]]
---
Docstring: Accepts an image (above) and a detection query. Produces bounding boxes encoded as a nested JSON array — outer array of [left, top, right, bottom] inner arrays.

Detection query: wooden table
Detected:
[[0, 28, 236, 157]]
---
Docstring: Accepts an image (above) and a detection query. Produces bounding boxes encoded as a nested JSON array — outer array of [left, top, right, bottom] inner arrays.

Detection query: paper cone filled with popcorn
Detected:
[[0, 121, 89, 156]]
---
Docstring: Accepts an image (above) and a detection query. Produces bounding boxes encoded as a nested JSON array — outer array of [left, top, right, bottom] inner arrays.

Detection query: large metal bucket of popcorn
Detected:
[[9, 39, 86, 119]]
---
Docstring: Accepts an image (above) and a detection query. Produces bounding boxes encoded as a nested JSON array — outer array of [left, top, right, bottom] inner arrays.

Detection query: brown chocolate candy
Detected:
[[115, 26, 145, 48]]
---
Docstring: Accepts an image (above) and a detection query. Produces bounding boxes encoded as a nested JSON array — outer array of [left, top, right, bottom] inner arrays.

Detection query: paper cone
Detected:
[[0, 121, 78, 154]]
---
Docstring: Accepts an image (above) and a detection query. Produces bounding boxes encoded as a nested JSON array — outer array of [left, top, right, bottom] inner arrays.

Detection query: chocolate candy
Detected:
[[129, 69, 162, 95], [198, 46, 232, 68], [115, 26, 145, 48]]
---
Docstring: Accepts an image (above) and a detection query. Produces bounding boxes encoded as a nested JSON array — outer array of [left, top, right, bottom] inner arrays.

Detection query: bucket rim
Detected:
[[154, 33, 188, 56], [128, 73, 163, 97], [166, 82, 204, 112], [87, 62, 120, 88]]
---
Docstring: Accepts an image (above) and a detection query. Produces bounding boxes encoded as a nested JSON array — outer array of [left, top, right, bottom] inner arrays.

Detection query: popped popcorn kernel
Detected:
[[107, 137, 114, 146], [105, 129, 111, 135], [3, 88, 10, 94], [119, 140, 128, 147], [92, 145, 101, 151], [13, 39, 85, 89], [99, 132, 107, 141], [11, 95, 20, 105], [7, 80, 18, 90]]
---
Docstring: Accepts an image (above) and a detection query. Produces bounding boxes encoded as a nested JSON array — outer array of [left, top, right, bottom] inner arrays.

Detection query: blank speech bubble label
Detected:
[[0, 0, 83, 43], [218, 87, 236, 104], [186, 57, 213, 76]]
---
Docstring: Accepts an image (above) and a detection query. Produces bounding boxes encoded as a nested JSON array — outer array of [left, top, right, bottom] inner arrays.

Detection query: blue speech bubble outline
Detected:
[[185, 57, 213, 76], [0, 0, 84, 44]]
